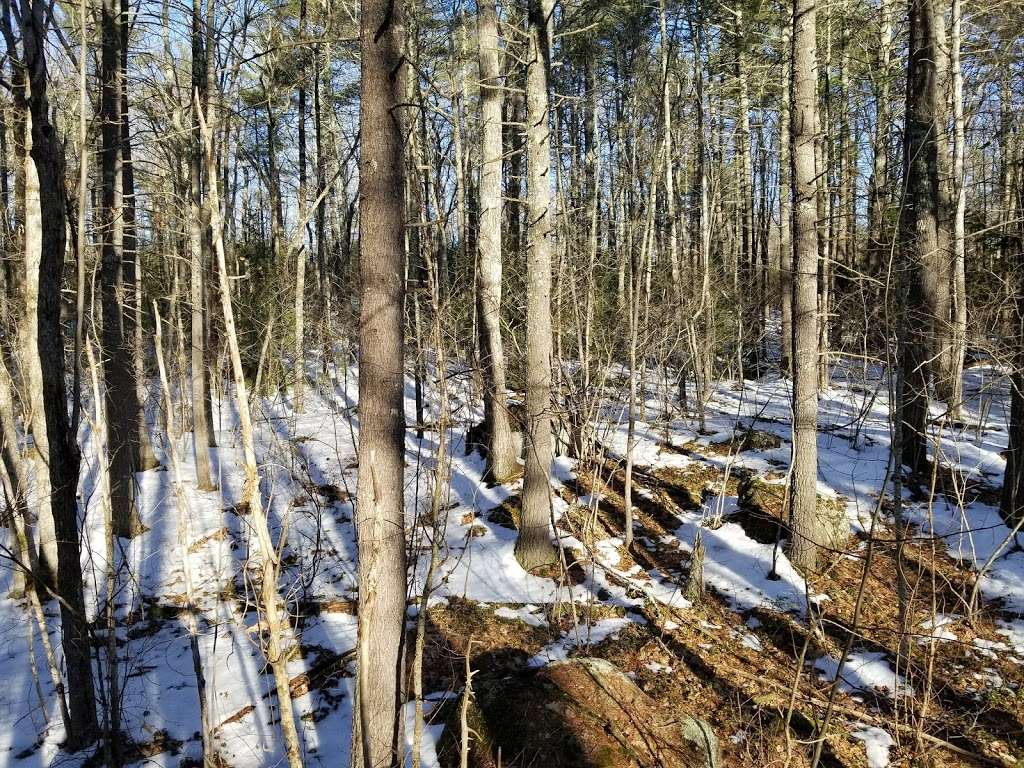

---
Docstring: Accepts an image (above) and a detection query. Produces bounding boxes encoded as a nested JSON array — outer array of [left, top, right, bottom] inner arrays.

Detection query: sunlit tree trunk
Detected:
[[353, 0, 409, 760], [189, 0, 214, 490], [949, 0, 967, 418], [477, 0, 517, 482], [788, 0, 822, 572], [121, 0, 158, 472], [516, 0, 558, 571], [930, 4, 956, 403], [779, 14, 792, 376], [199, 98, 305, 768]]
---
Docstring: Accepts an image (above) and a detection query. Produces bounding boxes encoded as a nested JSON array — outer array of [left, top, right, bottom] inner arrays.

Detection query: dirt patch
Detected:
[[487, 497, 520, 530], [549, 450, 1024, 766], [415, 597, 557, 695], [316, 483, 351, 503], [188, 526, 230, 554], [437, 657, 716, 768], [671, 427, 784, 459]]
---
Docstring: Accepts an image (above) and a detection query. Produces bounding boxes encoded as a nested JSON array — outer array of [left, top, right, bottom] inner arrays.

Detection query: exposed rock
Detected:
[[733, 427, 782, 452], [653, 462, 719, 508], [736, 474, 848, 551]]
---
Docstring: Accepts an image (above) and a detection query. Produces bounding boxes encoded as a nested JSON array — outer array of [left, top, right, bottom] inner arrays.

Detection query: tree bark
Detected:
[[949, 0, 967, 418], [930, 4, 956, 404], [735, 6, 756, 371], [788, 0, 822, 572], [866, 0, 893, 274], [294, 0, 308, 414], [99, 0, 145, 537], [199, 98, 305, 768], [477, 0, 517, 483], [516, 0, 558, 572], [779, 15, 793, 376], [354, 0, 409, 760], [189, 0, 214, 490], [9, 63, 58, 589], [121, 0, 158, 472], [17, 0, 99, 742], [899, 0, 944, 475], [999, 120, 1024, 522]]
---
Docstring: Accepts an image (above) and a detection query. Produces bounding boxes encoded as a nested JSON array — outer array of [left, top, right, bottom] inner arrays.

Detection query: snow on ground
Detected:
[[672, 500, 815, 613], [527, 615, 644, 668], [1, 357, 1022, 766], [493, 604, 548, 627], [850, 724, 896, 768], [813, 651, 912, 699]]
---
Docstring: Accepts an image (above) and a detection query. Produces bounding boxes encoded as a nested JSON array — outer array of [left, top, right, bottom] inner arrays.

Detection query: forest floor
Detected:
[[1, 354, 1023, 768]]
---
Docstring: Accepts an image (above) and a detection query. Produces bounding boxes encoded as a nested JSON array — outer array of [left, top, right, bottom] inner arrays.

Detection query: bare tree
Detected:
[[1001, 146, 1024, 523], [866, 0, 893, 273], [121, 0, 158, 472], [199, 97, 305, 768], [294, 0, 308, 414], [949, 0, 967, 417]]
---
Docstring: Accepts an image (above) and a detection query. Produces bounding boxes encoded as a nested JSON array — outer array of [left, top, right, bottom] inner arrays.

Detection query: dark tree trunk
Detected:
[[1001, 173, 1024, 523], [99, 0, 144, 536], [120, 0, 158, 472], [899, 0, 943, 476]]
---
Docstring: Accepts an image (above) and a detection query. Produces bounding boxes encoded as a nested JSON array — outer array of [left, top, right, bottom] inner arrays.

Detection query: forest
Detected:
[[0, 0, 1021, 764]]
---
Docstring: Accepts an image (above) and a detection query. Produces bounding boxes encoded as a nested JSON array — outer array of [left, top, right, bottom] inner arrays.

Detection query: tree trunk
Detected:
[[866, 0, 893, 274], [779, 15, 793, 376], [121, 0, 158, 472], [153, 306, 213, 767], [99, 0, 145, 537], [477, 0, 517, 483], [294, 0, 308, 414], [815, 20, 830, 391], [189, 0, 214, 490], [199, 98, 304, 768], [18, 0, 100, 742], [899, 0, 944, 475], [516, 0, 558, 572], [788, 0, 822, 572], [949, 0, 967, 418], [930, 4, 957, 404], [10, 69, 58, 590], [735, 7, 756, 371], [1002, 162, 1024, 522], [354, 0, 409, 760]]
